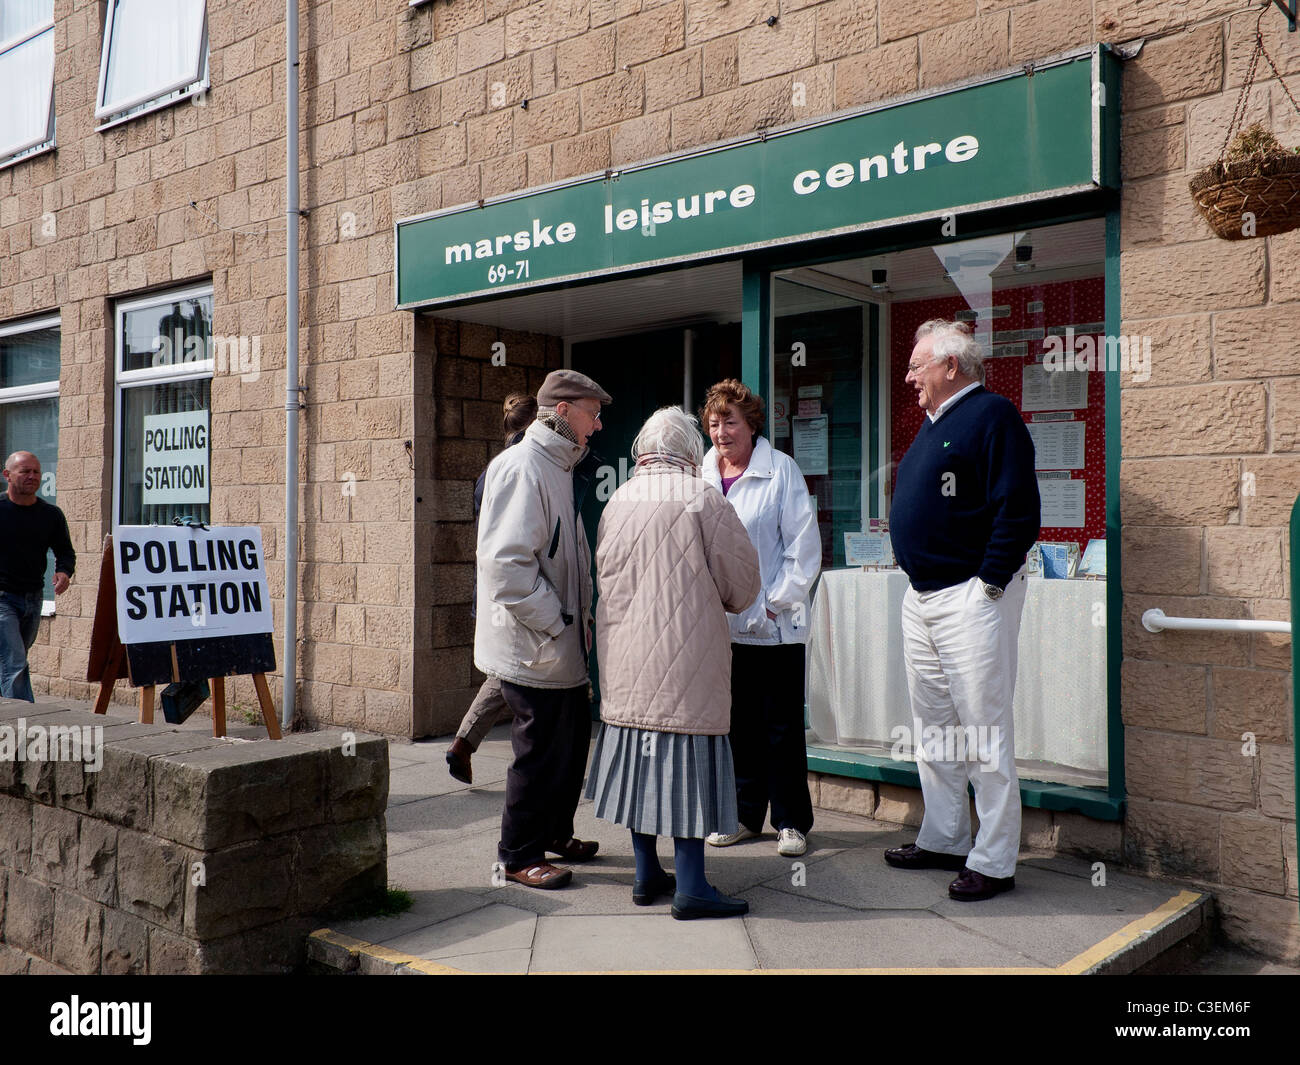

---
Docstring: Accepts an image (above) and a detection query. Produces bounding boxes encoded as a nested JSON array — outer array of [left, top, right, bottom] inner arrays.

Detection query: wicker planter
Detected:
[[1189, 151, 1300, 240]]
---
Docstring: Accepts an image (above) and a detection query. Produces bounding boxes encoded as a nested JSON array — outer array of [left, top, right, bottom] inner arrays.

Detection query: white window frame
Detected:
[[0, 9, 56, 170], [113, 283, 214, 533], [0, 313, 62, 615], [95, 0, 209, 130]]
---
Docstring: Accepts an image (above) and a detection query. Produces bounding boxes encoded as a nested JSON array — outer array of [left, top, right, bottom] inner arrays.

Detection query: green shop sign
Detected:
[[396, 47, 1119, 309]]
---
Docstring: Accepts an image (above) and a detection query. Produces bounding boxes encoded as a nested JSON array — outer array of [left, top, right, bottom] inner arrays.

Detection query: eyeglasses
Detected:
[[575, 404, 602, 424], [906, 356, 944, 375]]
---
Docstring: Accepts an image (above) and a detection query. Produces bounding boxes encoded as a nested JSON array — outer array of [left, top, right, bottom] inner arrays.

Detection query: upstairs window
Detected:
[[0, 1, 56, 168], [95, 0, 208, 128]]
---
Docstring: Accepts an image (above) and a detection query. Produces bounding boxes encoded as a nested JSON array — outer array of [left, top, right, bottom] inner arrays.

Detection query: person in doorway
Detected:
[[586, 407, 760, 918], [0, 451, 75, 702], [446, 392, 538, 784], [474, 369, 610, 889], [700, 380, 821, 858], [886, 319, 1039, 901]]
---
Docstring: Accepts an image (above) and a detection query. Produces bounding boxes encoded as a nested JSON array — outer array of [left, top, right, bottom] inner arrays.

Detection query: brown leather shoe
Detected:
[[445, 738, 473, 784], [548, 837, 599, 862], [504, 861, 573, 889], [948, 866, 1015, 901], [884, 843, 967, 871]]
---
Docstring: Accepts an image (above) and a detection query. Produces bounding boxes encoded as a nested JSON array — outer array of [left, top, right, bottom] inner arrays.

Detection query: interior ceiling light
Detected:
[[1014, 243, 1035, 273], [870, 268, 888, 292]]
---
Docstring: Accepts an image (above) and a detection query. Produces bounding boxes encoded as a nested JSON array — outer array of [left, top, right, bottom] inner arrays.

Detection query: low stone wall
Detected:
[[0, 699, 388, 974]]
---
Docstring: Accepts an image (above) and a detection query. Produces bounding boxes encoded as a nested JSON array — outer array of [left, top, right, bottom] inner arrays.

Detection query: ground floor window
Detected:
[[783, 218, 1111, 788], [114, 285, 213, 528], [0, 313, 60, 611]]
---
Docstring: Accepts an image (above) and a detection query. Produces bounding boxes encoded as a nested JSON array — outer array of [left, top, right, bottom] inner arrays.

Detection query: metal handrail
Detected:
[[1141, 608, 1291, 635]]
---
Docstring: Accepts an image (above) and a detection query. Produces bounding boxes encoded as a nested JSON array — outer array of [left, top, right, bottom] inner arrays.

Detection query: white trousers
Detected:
[[901, 570, 1028, 879]]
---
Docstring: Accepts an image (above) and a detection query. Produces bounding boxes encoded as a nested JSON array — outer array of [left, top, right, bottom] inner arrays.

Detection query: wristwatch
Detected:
[[980, 579, 1004, 601]]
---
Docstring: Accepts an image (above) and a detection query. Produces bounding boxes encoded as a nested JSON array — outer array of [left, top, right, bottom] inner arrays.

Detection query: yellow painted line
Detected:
[[311, 889, 1204, 976], [1057, 889, 1204, 975]]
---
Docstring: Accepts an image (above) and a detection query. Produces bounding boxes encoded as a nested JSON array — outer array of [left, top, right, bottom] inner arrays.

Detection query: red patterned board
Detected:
[[888, 277, 1107, 550]]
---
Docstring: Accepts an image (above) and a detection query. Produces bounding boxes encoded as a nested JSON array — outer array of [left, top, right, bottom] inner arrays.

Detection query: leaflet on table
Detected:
[[1037, 541, 1079, 579], [1078, 538, 1107, 578], [845, 531, 895, 567]]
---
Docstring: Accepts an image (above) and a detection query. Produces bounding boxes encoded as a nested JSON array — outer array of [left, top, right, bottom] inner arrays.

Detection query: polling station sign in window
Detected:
[[114, 526, 272, 645], [141, 409, 209, 505]]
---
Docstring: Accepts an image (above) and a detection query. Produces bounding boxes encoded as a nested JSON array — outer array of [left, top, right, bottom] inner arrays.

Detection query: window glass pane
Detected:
[[772, 281, 867, 570], [0, 396, 59, 602], [119, 378, 211, 527], [0, 26, 54, 161], [121, 295, 212, 373], [0, 0, 53, 44], [0, 324, 60, 389], [100, 0, 205, 117]]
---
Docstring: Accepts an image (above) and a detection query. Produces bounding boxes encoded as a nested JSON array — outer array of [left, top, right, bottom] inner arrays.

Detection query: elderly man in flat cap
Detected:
[[474, 368, 611, 889]]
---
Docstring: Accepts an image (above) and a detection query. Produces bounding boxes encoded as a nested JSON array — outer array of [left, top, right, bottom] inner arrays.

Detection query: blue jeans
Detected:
[[0, 591, 43, 702]]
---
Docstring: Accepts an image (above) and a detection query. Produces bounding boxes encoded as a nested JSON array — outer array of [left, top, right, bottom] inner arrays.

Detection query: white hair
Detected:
[[914, 319, 986, 383], [631, 406, 705, 468]]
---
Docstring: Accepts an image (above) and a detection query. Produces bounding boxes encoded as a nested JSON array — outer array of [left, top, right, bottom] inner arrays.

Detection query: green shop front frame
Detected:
[[400, 47, 1125, 821]]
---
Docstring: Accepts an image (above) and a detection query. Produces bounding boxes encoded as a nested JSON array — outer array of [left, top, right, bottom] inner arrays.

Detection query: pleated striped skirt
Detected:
[[584, 722, 739, 839]]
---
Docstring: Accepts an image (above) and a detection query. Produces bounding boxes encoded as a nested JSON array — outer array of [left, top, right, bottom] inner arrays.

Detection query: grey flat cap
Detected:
[[537, 368, 612, 407]]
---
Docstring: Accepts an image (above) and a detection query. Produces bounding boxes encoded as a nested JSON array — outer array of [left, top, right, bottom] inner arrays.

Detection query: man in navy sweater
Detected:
[[885, 320, 1040, 901], [0, 451, 75, 702]]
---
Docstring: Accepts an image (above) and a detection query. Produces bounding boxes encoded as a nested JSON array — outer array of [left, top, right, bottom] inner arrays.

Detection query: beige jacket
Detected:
[[595, 465, 761, 735], [474, 420, 593, 689]]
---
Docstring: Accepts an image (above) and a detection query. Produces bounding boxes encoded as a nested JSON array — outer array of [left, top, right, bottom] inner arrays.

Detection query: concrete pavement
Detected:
[[309, 723, 1213, 975]]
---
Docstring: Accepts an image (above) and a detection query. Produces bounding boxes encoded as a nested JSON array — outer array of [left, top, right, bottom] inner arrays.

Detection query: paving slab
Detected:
[[379, 903, 536, 960], [530, 913, 758, 972], [332, 888, 490, 945]]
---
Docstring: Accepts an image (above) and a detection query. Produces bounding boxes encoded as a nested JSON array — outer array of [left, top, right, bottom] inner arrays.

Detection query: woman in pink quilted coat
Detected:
[[585, 406, 762, 920]]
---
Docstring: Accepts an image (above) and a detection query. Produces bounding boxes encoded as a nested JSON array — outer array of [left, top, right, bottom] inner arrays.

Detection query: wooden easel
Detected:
[[86, 535, 281, 739]]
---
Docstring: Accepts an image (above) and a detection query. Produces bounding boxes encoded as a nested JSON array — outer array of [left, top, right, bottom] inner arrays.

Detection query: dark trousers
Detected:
[[498, 681, 591, 870], [730, 643, 814, 836]]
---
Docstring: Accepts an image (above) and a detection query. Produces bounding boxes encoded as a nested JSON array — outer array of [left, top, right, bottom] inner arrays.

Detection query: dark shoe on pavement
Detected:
[[504, 861, 573, 890], [883, 843, 968, 871], [445, 738, 473, 785], [548, 837, 599, 862], [632, 871, 676, 906], [948, 867, 1015, 901], [671, 891, 749, 920]]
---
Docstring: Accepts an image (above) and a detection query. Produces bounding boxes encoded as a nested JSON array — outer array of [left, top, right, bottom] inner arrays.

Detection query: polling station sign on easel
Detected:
[[87, 525, 280, 739]]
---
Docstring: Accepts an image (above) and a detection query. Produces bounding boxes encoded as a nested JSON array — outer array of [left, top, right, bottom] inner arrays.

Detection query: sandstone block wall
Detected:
[[0, 0, 1295, 958], [0, 700, 388, 974]]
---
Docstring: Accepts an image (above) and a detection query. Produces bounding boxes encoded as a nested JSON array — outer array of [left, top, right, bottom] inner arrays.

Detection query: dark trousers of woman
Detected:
[[730, 643, 814, 835], [497, 680, 591, 870]]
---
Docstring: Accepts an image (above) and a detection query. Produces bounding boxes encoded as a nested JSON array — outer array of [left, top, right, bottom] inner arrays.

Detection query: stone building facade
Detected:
[[0, 0, 1296, 959]]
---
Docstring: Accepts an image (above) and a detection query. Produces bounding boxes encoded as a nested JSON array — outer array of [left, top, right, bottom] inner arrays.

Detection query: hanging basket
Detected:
[[1188, 8, 1300, 241], [1189, 149, 1300, 240]]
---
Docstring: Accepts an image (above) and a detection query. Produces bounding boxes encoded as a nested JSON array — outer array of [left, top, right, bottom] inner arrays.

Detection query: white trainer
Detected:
[[777, 828, 807, 857], [706, 827, 760, 847]]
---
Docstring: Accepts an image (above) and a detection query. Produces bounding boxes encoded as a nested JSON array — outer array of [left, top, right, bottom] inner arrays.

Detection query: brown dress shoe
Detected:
[[446, 738, 473, 784], [547, 837, 599, 862], [948, 866, 1015, 901], [884, 843, 968, 871]]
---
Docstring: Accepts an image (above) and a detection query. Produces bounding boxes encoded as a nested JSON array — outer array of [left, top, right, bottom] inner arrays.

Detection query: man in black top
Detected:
[[0, 451, 75, 702], [885, 320, 1040, 902]]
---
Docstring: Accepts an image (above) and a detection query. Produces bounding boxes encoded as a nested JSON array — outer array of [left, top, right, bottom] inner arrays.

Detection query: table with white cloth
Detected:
[[807, 569, 1107, 778]]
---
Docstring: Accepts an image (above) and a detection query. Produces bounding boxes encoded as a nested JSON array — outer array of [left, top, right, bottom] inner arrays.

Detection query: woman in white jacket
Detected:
[[700, 379, 822, 858]]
